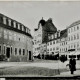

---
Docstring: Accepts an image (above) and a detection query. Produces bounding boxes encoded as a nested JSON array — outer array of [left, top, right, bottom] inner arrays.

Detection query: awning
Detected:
[[33, 53, 40, 56], [60, 52, 69, 55], [54, 52, 59, 55], [74, 51, 80, 55], [68, 51, 76, 55]]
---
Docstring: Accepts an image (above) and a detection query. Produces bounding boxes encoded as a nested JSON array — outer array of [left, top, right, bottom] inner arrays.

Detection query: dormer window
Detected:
[[22, 25, 24, 31], [3, 17, 6, 24], [11, 20, 14, 27], [8, 19, 11, 26], [26, 28, 28, 33], [13, 21, 16, 28], [18, 24, 20, 30], [20, 25, 22, 30]]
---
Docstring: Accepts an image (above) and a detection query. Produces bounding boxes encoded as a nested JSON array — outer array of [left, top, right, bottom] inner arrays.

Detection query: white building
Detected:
[[33, 18, 57, 58], [33, 23, 42, 57], [47, 30, 60, 55], [59, 29, 68, 57], [67, 20, 80, 59]]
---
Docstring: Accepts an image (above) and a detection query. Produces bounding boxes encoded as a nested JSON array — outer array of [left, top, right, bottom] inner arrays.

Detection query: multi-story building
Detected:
[[33, 18, 57, 58], [47, 30, 60, 55], [59, 29, 68, 58], [67, 20, 80, 59], [0, 13, 33, 61], [47, 29, 68, 59]]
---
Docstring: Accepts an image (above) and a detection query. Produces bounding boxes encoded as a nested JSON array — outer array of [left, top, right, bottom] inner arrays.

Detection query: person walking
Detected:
[[69, 56, 76, 74]]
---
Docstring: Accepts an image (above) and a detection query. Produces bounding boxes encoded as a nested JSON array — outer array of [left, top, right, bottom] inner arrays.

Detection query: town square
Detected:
[[0, 1, 80, 78]]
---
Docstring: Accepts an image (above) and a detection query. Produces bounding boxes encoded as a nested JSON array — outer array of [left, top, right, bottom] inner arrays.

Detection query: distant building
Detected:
[[47, 29, 68, 59], [33, 18, 57, 57], [59, 29, 68, 57], [0, 13, 33, 61], [67, 20, 80, 59], [47, 30, 60, 55]]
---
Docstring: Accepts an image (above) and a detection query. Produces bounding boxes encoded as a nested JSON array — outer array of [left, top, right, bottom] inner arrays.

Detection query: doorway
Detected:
[[6, 47, 10, 58], [29, 51, 31, 60]]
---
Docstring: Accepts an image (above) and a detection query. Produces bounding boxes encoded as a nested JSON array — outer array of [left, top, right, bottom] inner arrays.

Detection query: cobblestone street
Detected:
[[0, 59, 80, 77]]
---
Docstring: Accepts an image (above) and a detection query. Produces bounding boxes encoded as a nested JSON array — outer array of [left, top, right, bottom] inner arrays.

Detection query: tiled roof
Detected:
[[43, 18, 57, 33], [60, 29, 67, 39], [47, 29, 67, 42], [0, 13, 32, 38], [68, 20, 80, 28], [35, 18, 57, 33]]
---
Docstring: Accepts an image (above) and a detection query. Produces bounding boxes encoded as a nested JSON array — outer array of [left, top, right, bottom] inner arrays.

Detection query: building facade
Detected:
[[47, 30, 60, 55], [67, 20, 80, 59], [47, 29, 68, 59], [33, 18, 57, 57], [0, 13, 33, 61]]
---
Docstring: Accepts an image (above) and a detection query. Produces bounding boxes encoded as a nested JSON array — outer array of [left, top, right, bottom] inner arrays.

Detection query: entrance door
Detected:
[[29, 51, 31, 60], [6, 47, 10, 58]]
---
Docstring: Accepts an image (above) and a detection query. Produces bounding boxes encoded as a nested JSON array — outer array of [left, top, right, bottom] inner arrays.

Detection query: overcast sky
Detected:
[[0, 1, 80, 35]]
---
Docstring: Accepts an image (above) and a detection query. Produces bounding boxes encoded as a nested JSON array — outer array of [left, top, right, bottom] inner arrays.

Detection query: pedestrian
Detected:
[[69, 56, 76, 74]]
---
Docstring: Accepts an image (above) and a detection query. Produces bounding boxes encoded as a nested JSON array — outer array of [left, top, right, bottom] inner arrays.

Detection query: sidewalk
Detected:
[[55, 70, 80, 77]]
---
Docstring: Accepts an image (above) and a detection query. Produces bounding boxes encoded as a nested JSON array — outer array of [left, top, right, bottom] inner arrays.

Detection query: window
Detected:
[[15, 48, 17, 55], [9, 31, 13, 40], [77, 34, 79, 39], [66, 42, 67, 45], [68, 36, 70, 41], [22, 25, 24, 31], [0, 46, 1, 54], [23, 49, 25, 55], [18, 24, 20, 30], [56, 47, 59, 50], [77, 43, 79, 48], [47, 49, 49, 51], [19, 48, 21, 55], [60, 49, 61, 52], [47, 43, 49, 46], [71, 36, 73, 40], [74, 35, 76, 40], [4, 46, 6, 54], [4, 30, 7, 39], [14, 21, 16, 28], [53, 41, 55, 44], [50, 48, 52, 51], [74, 44, 75, 48], [27, 50, 28, 54], [3, 17, 6, 24], [20, 25, 22, 30], [68, 28, 70, 33], [50, 41, 52, 45], [8, 19, 11, 26], [0, 28, 2, 38], [77, 26, 79, 30], [11, 47, 12, 54], [0, 16, 3, 23], [66, 48, 67, 51], [53, 48, 55, 50], [16, 23, 18, 29], [6, 18, 9, 25], [74, 26, 75, 31]]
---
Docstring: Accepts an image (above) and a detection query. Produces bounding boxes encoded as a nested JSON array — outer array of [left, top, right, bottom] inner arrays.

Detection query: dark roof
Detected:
[[60, 29, 67, 39], [43, 19, 57, 34], [68, 20, 80, 28], [34, 18, 57, 34], [47, 29, 67, 42], [0, 13, 32, 38]]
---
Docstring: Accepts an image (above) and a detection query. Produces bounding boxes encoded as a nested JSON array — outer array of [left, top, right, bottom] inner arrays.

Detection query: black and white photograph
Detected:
[[0, 1, 80, 78]]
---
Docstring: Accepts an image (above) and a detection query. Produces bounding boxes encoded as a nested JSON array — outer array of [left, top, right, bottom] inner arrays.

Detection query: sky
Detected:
[[0, 1, 80, 36]]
